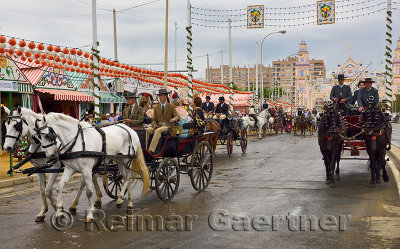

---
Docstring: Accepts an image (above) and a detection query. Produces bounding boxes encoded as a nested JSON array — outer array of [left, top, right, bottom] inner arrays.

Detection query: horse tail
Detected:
[[131, 148, 150, 196]]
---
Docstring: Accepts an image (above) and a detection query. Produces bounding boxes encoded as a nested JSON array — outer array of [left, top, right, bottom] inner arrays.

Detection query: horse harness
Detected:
[[5, 113, 28, 143], [32, 120, 137, 174]]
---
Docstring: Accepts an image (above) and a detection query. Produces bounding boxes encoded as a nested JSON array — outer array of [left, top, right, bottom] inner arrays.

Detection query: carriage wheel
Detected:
[[240, 128, 248, 153], [227, 133, 233, 157], [104, 169, 127, 200], [189, 141, 213, 191], [149, 167, 157, 190], [155, 158, 180, 201]]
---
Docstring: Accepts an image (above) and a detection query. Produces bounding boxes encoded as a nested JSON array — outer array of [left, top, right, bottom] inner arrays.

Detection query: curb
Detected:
[[0, 174, 81, 188], [388, 144, 400, 166]]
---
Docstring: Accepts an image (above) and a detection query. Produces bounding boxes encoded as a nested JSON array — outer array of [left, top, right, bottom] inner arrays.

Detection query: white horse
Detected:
[[36, 113, 150, 222], [256, 110, 269, 139], [3, 107, 103, 222], [311, 113, 318, 131], [265, 111, 275, 135]]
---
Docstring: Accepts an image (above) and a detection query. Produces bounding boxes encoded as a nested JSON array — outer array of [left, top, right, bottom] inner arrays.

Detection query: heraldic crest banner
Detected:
[[317, 0, 335, 25], [247, 5, 264, 29]]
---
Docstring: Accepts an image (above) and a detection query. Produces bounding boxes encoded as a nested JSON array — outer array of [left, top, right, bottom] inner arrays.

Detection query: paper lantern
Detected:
[[37, 43, 44, 50], [46, 45, 53, 52], [40, 53, 46, 60], [67, 60, 73, 65], [76, 49, 83, 56], [89, 54, 93, 60], [70, 48, 76, 55], [40, 61, 47, 66], [73, 61, 78, 67], [62, 48, 69, 54], [15, 50, 23, 57], [54, 56, 60, 62], [61, 58, 67, 64], [83, 52, 89, 58], [8, 38, 16, 46]]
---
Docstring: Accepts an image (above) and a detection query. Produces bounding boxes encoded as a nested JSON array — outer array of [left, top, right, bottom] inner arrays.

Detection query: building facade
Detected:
[[206, 39, 326, 108]]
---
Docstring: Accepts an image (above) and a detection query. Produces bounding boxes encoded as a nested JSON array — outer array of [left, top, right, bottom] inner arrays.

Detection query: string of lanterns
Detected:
[[191, 6, 386, 29], [0, 34, 251, 95]]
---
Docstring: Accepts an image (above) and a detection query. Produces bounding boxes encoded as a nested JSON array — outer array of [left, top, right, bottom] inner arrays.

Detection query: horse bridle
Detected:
[[5, 114, 28, 143], [34, 119, 58, 149]]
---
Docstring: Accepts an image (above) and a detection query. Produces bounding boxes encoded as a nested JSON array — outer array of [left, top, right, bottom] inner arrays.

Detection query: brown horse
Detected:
[[204, 119, 220, 155], [361, 102, 392, 188], [318, 104, 345, 187], [295, 114, 307, 137]]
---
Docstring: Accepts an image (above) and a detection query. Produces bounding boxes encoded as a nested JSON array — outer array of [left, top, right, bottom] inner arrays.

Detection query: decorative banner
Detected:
[[247, 5, 264, 29], [317, 0, 335, 25]]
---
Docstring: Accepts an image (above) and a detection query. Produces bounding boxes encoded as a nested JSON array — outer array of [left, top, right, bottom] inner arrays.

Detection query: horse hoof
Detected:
[[35, 216, 45, 222], [94, 201, 102, 209], [85, 218, 93, 223], [69, 207, 77, 215], [335, 174, 340, 180], [370, 183, 376, 188], [329, 182, 335, 188], [116, 203, 123, 208], [383, 174, 389, 182], [126, 207, 134, 214]]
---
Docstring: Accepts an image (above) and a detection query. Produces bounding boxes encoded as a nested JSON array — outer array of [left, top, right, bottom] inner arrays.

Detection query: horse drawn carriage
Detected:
[[293, 114, 313, 137], [216, 113, 247, 157], [318, 97, 391, 188], [4, 107, 216, 222]]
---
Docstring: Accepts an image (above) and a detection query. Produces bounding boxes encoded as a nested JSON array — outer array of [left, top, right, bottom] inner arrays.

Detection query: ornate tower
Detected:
[[295, 39, 310, 107]]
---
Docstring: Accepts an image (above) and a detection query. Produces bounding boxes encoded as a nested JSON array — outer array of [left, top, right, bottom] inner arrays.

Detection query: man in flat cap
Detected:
[[123, 91, 144, 128]]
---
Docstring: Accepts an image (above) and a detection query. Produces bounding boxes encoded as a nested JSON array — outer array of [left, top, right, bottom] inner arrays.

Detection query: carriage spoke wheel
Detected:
[[241, 128, 248, 153], [104, 170, 127, 200], [189, 142, 213, 191], [227, 133, 233, 157], [155, 158, 180, 201]]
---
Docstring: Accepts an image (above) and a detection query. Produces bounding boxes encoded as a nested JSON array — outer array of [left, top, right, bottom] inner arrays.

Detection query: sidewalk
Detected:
[[0, 152, 36, 188], [389, 144, 400, 166]]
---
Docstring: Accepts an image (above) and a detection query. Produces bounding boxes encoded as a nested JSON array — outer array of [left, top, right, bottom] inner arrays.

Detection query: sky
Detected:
[[2, 0, 400, 81]]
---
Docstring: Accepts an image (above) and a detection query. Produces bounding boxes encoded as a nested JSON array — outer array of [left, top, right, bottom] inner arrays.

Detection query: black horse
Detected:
[[318, 103, 345, 188], [361, 98, 392, 188]]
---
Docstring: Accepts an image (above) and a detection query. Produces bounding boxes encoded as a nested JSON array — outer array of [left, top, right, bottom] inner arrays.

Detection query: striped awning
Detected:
[[22, 68, 46, 86], [18, 83, 33, 93], [36, 88, 94, 102], [66, 71, 88, 89]]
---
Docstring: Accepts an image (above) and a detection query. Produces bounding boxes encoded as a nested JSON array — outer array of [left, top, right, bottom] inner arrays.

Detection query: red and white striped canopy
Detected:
[[35, 88, 94, 102]]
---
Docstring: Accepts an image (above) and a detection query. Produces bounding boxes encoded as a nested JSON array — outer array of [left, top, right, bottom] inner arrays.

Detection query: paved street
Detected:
[[0, 133, 399, 249]]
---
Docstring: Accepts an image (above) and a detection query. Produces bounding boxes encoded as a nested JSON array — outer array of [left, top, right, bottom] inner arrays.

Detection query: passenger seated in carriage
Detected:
[[213, 96, 229, 128], [330, 74, 352, 115], [139, 95, 152, 125], [357, 78, 379, 112], [146, 89, 180, 154], [187, 96, 206, 135], [248, 105, 258, 128], [122, 91, 144, 129], [172, 92, 190, 138], [201, 95, 215, 119]]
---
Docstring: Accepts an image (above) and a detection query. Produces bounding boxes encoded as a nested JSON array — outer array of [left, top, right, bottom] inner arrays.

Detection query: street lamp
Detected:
[[260, 30, 286, 106]]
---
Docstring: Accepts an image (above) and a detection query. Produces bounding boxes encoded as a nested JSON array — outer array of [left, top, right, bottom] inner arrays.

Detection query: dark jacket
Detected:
[[351, 89, 360, 105], [330, 84, 352, 103], [215, 103, 229, 115], [201, 102, 215, 113], [357, 87, 379, 107], [263, 102, 269, 110]]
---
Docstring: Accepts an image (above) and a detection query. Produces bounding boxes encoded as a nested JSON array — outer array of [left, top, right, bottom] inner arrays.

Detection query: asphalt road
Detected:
[[0, 132, 400, 249]]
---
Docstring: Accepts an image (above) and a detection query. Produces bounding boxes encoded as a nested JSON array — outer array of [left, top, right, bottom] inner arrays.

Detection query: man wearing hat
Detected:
[[123, 92, 144, 128], [213, 96, 229, 120], [357, 78, 379, 111], [147, 88, 180, 154], [330, 74, 352, 115], [201, 96, 215, 119]]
